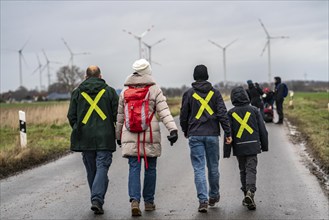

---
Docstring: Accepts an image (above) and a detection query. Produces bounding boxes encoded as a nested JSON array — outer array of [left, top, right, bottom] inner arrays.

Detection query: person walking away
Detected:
[[224, 86, 268, 210], [246, 80, 264, 119], [116, 59, 178, 217], [180, 64, 232, 213], [67, 65, 119, 215], [273, 76, 288, 124]]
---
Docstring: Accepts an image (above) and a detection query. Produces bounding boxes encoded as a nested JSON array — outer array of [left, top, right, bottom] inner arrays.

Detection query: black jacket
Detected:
[[67, 77, 119, 152], [246, 83, 263, 108], [180, 81, 231, 137], [224, 86, 268, 157]]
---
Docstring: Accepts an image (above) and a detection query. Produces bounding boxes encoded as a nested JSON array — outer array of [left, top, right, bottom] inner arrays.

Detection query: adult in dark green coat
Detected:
[[67, 65, 119, 215]]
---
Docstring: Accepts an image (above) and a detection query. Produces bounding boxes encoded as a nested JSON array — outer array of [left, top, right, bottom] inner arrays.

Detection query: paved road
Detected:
[[1, 116, 328, 219]]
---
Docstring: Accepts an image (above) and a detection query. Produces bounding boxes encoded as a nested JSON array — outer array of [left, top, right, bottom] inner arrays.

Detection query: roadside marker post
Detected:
[[288, 91, 294, 109], [19, 110, 27, 148]]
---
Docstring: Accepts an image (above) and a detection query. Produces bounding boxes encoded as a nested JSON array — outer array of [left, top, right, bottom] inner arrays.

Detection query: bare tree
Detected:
[[56, 65, 84, 92]]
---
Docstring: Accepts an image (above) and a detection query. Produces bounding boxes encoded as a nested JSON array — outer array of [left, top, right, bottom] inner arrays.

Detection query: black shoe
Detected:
[[91, 200, 104, 215], [198, 202, 208, 213], [209, 196, 220, 206], [244, 191, 256, 210]]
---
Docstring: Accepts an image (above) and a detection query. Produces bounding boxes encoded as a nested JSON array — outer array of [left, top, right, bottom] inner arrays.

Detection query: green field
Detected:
[[284, 92, 329, 173]]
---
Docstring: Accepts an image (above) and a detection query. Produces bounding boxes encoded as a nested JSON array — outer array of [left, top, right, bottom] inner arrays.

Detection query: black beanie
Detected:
[[193, 65, 209, 81]]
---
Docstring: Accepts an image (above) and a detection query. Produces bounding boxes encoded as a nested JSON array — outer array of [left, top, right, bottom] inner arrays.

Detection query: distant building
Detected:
[[46, 92, 71, 101]]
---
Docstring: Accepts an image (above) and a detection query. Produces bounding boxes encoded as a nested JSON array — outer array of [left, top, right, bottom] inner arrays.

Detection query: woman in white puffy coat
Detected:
[[116, 59, 178, 216]]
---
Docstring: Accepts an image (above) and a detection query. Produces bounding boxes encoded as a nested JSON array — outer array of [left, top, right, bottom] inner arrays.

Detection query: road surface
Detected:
[[1, 117, 328, 219]]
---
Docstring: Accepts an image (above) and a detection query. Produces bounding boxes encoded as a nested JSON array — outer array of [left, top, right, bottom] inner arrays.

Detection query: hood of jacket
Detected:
[[191, 81, 213, 93], [124, 73, 156, 86], [231, 86, 250, 106], [79, 77, 107, 94]]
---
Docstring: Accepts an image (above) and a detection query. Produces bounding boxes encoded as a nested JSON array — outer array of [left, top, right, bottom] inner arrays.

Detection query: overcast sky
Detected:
[[1, 1, 328, 92]]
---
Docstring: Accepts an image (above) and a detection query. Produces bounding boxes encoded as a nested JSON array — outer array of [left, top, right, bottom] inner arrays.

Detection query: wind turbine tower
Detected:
[[123, 25, 155, 59], [42, 49, 61, 89], [16, 40, 29, 87], [259, 19, 289, 84], [31, 54, 45, 91], [209, 39, 237, 86], [143, 38, 165, 65]]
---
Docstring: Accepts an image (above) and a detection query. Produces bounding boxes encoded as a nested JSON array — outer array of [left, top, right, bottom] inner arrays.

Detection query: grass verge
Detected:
[[284, 92, 329, 174], [0, 124, 71, 179]]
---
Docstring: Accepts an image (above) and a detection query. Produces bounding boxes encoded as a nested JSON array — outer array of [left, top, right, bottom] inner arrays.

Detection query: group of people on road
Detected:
[[67, 60, 290, 216], [245, 77, 288, 124]]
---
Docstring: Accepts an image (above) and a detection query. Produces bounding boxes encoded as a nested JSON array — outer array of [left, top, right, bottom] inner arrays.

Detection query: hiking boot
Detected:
[[145, 202, 156, 211], [244, 191, 256, 210], [91, 200, 104, 215], [208, 196, 220, 206], [131, 200, 142, 216], [198, 202, 208, 213]]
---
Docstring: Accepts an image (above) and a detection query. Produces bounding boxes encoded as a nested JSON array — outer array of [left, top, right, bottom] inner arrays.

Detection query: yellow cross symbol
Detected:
[[192, 90, 214, 119], [81, 89, 107, 124], [232, 112, 254, 138]]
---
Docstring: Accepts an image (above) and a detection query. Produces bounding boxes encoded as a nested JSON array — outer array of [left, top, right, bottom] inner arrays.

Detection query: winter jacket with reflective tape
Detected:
[[67, 77, 119, 152], [224, 86, 268, 157], [180, 81, 231, 137]]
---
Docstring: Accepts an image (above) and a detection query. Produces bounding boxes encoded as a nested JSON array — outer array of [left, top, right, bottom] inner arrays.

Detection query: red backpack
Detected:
[[124, 85, 155, 132], [123, 85, 155, 168]]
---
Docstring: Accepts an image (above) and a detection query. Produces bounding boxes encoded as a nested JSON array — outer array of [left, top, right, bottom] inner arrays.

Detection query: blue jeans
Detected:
[[82, 151, 113, 206], [128, 156, 157, 203], [188, 136, 220, 203]]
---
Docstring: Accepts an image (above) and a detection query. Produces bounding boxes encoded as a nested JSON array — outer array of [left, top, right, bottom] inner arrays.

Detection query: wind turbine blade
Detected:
[[74, 52, 90, 56], [258, 19, 270, 37], [271, 36, 289, 39], [122, 29, 140, 39], [1, 48, 17, 52], [40, 64, 47, 73], [21, 38, 30, 51], [208, 40, 223, 49], [142, 41, 151, 48], [42, 49, 49, 62], [140, 25, 155, 38], [36, 54, 41, 65], [151, 38, 166, 47], [225, 38, 238, 48], [62, 38, 73, 54], [260, 40, 269, 56], [31, 66, 39, 75]]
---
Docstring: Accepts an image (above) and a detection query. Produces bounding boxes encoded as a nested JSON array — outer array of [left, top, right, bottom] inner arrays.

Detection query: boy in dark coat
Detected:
[[224, 86, 268, 210]]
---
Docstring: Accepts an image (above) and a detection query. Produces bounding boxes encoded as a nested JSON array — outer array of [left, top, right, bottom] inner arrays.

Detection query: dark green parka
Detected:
[[67, 77, 119, 152]]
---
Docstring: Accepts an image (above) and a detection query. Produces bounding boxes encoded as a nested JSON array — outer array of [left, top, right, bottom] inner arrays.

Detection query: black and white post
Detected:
[[19, 110, 27, 148]]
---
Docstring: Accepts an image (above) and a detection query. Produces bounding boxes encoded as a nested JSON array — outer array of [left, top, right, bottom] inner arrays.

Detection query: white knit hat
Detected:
[[132, 59, 152, 75]]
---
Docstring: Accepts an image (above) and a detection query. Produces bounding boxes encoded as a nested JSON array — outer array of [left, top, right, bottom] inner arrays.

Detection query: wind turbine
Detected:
[[31, 53, 45, 91], [123, 25, 155, 59], [143, 38, 165, 65], [42, 49, 61, 89], [61, 38, 90, 70], [259, 19, 289, 84], [3, 40, 30, 87], [209, 39, 237, 85]]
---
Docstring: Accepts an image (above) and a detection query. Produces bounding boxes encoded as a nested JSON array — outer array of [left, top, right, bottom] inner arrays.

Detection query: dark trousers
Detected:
[[276, 99, 284, 122], [237, 155, 258, 193]]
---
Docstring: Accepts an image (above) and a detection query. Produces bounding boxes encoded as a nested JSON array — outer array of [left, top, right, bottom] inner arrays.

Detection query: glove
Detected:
[[116, 139, 121, 147], [167, 130, 178, 146]]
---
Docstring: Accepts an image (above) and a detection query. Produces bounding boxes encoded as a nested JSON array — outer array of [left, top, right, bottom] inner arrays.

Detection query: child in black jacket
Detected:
[[224, 86, 268, 210]]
